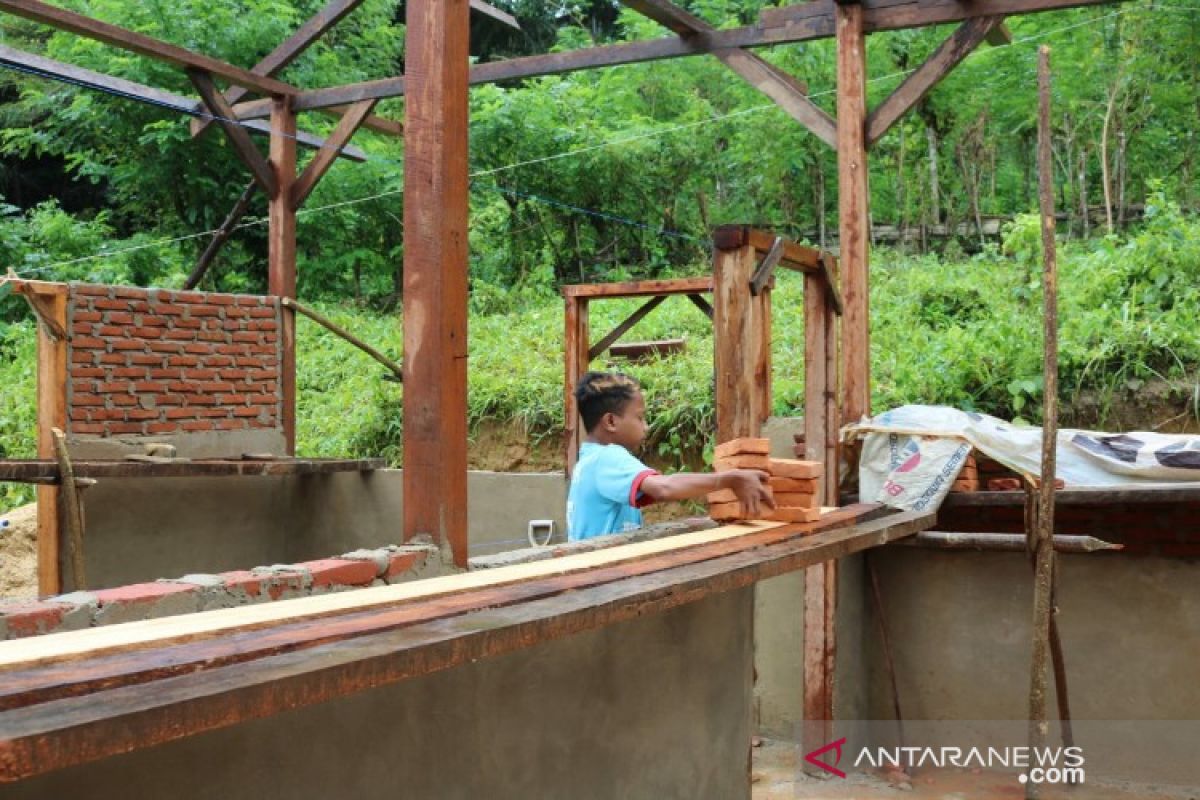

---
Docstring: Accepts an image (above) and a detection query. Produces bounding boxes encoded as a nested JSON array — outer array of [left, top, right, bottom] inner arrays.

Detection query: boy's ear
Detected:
[[601, 411, 617, 431]]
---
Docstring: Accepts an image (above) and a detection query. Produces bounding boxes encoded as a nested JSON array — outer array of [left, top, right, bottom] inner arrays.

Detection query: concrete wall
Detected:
[[5, 588, 755, 800], [67, 469, 567, 591]]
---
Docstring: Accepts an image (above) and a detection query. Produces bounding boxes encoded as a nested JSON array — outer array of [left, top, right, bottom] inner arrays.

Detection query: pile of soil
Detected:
[[0, 503, 38, 600]]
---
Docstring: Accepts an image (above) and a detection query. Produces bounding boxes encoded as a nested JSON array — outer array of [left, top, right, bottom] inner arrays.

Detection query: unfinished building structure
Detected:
[[1, 0, 1198, 797]]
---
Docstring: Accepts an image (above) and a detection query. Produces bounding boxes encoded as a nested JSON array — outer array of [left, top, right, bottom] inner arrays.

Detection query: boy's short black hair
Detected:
[[574, 371, 641, 432]]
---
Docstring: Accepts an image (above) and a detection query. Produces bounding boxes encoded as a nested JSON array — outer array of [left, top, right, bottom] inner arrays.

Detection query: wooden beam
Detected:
[[290, 99, 378, 209], [0, 0, 296, 96], [866, 16, 1006, 147], [625, 0, 837, 146], [0, 508, 933, 782], [31, 284, 66, 595], [222, 0, 1121, 116], [836, 2, 870, 426], [469, 0, 521, 30], [564, 295, 589, 475], [268, 98, 298, 455], [587, 295, 666, 360], [712, 225, 822, 270], [184, 180, 257, 290], [562, 277, 712, 299], [749, 235, 785, 296], [281, 297, 402, 380], [0, 44, 367, 159], [687, 292, 714, 320], [189, 70, 278, 196], [403, 0, 470, 568], [190, 0, 365, 138], [986, 22, 1014, 45], [713, 235, 771, 442]]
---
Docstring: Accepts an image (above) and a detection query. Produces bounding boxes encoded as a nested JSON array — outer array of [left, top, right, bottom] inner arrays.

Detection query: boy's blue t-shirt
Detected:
[[567, 442, 658, 540]]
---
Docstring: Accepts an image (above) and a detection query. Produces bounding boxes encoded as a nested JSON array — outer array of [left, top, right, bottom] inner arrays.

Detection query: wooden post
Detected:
[[34, 286, 67, 595], [268, 97, 298, 456], [836, 0, 870, 426], [402, 0, 470, 567], [712, 227, 771, 443], [564, 294, 589, 475], [1027, 45, 1060, 799]]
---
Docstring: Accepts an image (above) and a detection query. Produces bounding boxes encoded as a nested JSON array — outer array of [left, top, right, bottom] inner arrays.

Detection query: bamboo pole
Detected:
[[281, 296, 403, 380], [1026, 45, 1059, 799], [902, 531, 1120, 553]]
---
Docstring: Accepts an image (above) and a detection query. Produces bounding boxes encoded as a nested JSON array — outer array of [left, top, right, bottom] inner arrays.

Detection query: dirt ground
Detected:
[[0, 502, 37, 600], [752, 738, 1198, 800]]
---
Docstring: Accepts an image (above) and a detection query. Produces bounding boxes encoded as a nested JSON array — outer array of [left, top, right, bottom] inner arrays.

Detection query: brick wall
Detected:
[[67, 284, 282, 438]]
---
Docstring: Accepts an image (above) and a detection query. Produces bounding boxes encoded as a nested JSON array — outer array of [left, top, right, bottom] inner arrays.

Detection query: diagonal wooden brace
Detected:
[[749, 236, 784, 296], [189, 69, 278, 197], [291, 99, 378, 210]]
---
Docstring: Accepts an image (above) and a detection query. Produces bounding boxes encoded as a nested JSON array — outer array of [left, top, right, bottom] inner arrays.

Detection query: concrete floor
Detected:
[[751, 739, 1198, 800]]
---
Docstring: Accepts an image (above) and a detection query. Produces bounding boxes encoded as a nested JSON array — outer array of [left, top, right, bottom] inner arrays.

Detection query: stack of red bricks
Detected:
[[68, 284, 282, 437], [951, 455, 980, 493], [706, 437, 824, 523], [955, 451, 1066, 492]]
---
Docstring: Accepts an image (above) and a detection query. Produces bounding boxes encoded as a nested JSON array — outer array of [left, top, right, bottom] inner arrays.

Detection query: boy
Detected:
[[567, 371, 774, 540]]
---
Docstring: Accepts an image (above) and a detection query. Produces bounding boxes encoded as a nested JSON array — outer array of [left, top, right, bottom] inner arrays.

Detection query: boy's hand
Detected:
[[721, 469, 775, 518]]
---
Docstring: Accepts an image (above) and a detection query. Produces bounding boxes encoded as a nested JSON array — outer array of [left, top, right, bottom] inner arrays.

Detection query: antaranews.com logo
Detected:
[[805, 738, 1086, 786]]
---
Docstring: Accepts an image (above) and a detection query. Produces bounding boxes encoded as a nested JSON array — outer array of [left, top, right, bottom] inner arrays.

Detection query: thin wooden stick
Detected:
[[50, 428, 86, 590], [866, 551, 907, 770], [185, 180, 257, 290], [1026, 44, 1059, 800], [281, 297, 403, 380]]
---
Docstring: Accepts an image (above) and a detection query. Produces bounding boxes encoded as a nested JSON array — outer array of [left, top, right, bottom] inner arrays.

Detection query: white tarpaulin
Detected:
[[845, 405, 1200, 512]]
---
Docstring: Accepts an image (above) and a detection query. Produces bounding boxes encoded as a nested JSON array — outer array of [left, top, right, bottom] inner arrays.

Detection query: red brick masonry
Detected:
[[0, 544, 436, 640], [67, 284, 283, 437]]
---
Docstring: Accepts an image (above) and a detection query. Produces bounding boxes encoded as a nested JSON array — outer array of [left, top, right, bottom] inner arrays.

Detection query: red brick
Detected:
[[196, 381, 235, 393], [110, 367, 145, 379], [219, 369, 250, 381], [98, 353, 127, 365], [206, 295, 236, 306], [249, 320, 278, 332], [126, 409, 160, 421], [165, 330, 197, 341], [205, 355, 234, 367], [181, 420, 214, 432], [69, 408, 91, 421], [166, 381, 193, 393], [73, 367, 105, 378], [71, 380, 95, 394], [73, 311, 102, 322], [248, 345, 277, 354], [140, 315, 169, 327], [249, 308, 276, 318], [72, 336, 106, 350], [168, 356, 201, 367], [222, 319, 243, 331], [71, 422, 105, 434], [107, 422, 145, 434], [217, 393, 248, 405], [215, 419, 247, 431], [197, 408, 233, 418], [236, 296, 264, 307], [218, 570, 262, 596], [172, 291, 207, 304], [384, 551, 426, 578], [183, 343, 210, 355], [147, 422, 180, 434], [156, 394, 186, 406], [97, 381, 131, 393], [72, 394, 103, 407], [110, 395, 138, 407], [97, 325, 126, 337], [238, 360, 271, 372], [114, 287, 148, 299], [150, 303, 185, 315], [93, 582, 198, 606], [182, 394, 218, 406], [71, 322, 95, 335], [304, 558, 378, 588], [248, 418, 276, 429], [198, 332, 229, 343], [91, 409, 128, 421], [188, 306, 221, 317], [231, 331, 261, 343], [247, 394, 277, 405], [217, 345, 249, 355], [130, 327, 164, 339], [74, 285, 110, 297], [149, 368, 183, 379], [183, 368, 218, 380], [166, 407, 197, 419], [106, 311, 134, 324], [262, 334, 278, 344], [132, 381, 167, 393], [173, 317, 203, 330], [110, 339, 144, 351], [129, 354, 164, 366], [233, 406, 264, 418], [71, 351, 96, 365], [0, 601, 74, 638], [224, 306, 248, 318], [93, 298, 132, 310]]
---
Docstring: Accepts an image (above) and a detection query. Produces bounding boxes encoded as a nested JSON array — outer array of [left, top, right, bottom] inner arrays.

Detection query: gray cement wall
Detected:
[[5, 588, 755, 800], [68, 469, 567, 591]]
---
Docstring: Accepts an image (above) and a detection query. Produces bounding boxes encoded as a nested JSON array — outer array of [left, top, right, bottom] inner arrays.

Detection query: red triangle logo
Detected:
[[804, 737, 847, 778]]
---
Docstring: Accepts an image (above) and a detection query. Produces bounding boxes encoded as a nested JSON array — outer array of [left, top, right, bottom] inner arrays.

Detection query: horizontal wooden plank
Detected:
[[0, 508, 930, 781], [0, 44, 367, 160], [561, 277, 713, 298], [712, 225, 822, 270], [0, 458, 385, 483], [940, 485, 1200, 507]]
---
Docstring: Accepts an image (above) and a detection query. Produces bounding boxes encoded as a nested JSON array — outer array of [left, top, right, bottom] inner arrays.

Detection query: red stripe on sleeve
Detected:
[[630, 469, 660, 508]]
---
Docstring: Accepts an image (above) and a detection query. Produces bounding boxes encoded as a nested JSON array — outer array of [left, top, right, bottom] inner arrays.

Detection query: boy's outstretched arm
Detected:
[[640, 469, 775, 518]]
